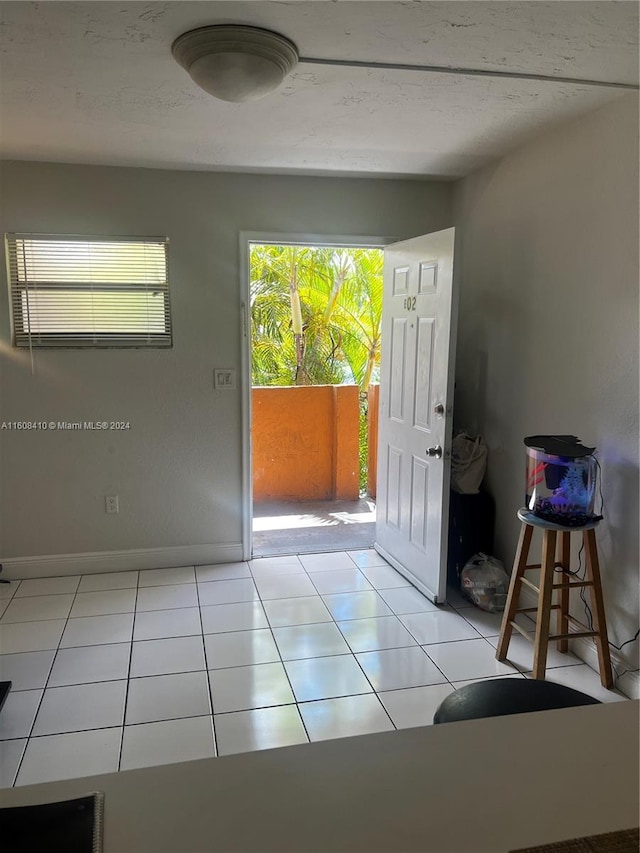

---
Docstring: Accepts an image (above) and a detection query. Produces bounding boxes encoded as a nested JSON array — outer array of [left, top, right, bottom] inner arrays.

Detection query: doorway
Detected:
[[241, 236, 387, 558]]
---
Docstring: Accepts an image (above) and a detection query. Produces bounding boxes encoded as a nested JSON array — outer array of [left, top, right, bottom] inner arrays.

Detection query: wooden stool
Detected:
[[496, 509, 613, 688]]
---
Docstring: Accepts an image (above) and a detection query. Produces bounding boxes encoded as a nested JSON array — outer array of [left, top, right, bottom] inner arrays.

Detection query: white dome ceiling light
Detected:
[[172, 25, 299, 103], [172, 24, 638, 104]]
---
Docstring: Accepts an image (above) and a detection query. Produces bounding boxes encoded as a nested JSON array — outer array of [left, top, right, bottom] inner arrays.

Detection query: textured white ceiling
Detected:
[[0, 1, 637, 178]]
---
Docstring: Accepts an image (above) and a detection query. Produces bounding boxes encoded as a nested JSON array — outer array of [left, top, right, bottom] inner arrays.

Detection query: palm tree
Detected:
[[330, 248, 383, 392], [249, 244, 383, 391], [250, 243, 383, 494]]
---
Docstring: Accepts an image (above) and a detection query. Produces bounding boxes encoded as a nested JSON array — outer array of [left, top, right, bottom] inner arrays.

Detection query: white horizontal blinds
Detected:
[[6, 234, 171, 348]]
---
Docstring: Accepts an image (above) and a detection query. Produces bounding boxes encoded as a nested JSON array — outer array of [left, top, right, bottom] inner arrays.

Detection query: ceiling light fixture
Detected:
[[172, 24, 639, 103], [172, 25, 299, 103]]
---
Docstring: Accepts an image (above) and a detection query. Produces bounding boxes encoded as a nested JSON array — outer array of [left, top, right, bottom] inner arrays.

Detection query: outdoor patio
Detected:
[[252, 499, 376, 556]]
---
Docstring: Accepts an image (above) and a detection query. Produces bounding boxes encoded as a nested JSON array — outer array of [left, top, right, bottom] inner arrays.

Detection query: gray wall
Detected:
[[0, 163, 452, 559], [453, 94, 639, 666]]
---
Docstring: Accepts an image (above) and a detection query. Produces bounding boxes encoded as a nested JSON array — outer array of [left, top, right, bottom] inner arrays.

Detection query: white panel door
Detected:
[[375, 228, 457, 603]]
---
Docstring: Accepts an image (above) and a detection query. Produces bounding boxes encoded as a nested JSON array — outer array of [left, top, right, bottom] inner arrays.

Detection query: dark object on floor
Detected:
[[447, 489, 495, 587], [511, 827, 639, 853], [433, 678, 600, 724], [0, 681, 11, 713], [0, 793, 104, 853]]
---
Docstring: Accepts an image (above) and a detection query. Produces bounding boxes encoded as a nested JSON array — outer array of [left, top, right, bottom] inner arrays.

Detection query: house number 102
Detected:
[[403, 296, 416, 311]]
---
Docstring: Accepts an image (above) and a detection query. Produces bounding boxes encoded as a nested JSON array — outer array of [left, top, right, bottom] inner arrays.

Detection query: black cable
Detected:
[[610, 630, 639, 687], [589, 460, 639, 655], [552, 537, 594, 630], [612, 662, 640, 681], [610, 627, 640, 688], [553, 456, 638, 683], [575, 540, 594, 631], [579, 591, 594, 630], [581, 457, 598, 630], [554, 563, 581, 576], [609, 628, 640, 651]]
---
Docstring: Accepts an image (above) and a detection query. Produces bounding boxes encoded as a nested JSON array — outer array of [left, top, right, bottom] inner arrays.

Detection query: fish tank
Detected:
[[525, 435, 599, 527]]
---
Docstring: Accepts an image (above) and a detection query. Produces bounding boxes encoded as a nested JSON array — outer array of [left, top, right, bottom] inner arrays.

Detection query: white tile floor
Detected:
[[0, 549, 627, 788]]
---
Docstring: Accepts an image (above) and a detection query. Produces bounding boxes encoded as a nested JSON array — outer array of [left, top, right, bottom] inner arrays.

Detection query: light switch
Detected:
[[214, 368, 236, 390]]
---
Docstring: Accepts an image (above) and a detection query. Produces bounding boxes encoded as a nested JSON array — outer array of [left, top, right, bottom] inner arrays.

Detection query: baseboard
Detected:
[[517, 586, 639, 699], [0, 543, 244, 580]]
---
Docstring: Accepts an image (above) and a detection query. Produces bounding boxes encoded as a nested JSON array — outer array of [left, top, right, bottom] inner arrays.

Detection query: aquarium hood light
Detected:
[[524, 435, 595, 458]]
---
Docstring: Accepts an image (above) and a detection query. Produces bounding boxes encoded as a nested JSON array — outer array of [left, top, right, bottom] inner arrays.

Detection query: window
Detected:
[[5, 234, 172, 348]]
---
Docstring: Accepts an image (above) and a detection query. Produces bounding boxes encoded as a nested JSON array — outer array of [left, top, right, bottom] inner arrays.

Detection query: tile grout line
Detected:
[[2, 636, 559, 695], [1, 653, 531, 701], [11, 574, 85, 786], [239, 558, 471, 725], [313, 573, 510, 690], [117, 571, 140, 772], [421, 634, 524, 683], [0, 588, 420, 625], [0, 656, 536, 716], [251, 557, 313, 748], [194, 565, 218, 759], [397, 608, 483, 647], [304, 557, 398, 732], [328, 565, 399, 730], [0, 564, 447, 621], [419, 650, 458, 691]]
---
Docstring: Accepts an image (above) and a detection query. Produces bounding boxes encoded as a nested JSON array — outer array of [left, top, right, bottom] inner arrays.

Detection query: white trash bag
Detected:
[[460, 552, 509, 613], [451, 432, 487, 494]]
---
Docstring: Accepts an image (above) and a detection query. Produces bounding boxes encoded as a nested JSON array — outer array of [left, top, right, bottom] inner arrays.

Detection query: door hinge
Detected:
[[241, 301, 248, 338]]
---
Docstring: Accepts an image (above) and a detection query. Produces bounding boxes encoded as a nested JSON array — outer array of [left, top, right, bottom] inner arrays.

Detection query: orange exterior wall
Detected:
[[367, 384, 379, 499], [253, 385, 360, 502]]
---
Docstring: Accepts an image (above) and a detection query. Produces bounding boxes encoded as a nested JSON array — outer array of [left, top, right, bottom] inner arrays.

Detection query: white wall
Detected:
[[0, 163, 452, 567], [453, 94, 639, 674]]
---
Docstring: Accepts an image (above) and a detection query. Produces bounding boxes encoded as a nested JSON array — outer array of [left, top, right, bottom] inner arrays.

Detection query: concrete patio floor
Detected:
[[252, 498, 376, 557]]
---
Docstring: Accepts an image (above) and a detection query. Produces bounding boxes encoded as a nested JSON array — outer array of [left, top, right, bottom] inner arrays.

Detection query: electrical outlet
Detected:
[[105, 495, 119, 514]]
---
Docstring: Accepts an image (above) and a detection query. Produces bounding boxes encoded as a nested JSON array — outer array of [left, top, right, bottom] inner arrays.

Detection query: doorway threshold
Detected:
[[252, 499, 376, 557]]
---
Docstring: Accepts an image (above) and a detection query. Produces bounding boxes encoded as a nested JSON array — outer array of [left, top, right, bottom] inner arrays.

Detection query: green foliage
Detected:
[[250, 243, 383, 496], [250, 244, 383, 390], [358, 394, 369, 495]]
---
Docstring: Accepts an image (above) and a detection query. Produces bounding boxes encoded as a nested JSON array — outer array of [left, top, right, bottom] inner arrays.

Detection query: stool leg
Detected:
[[496, 523, 533, 661], [584, 529, 614, 689], [532, 529, 557, 680], [557, 531, 571, 652]]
